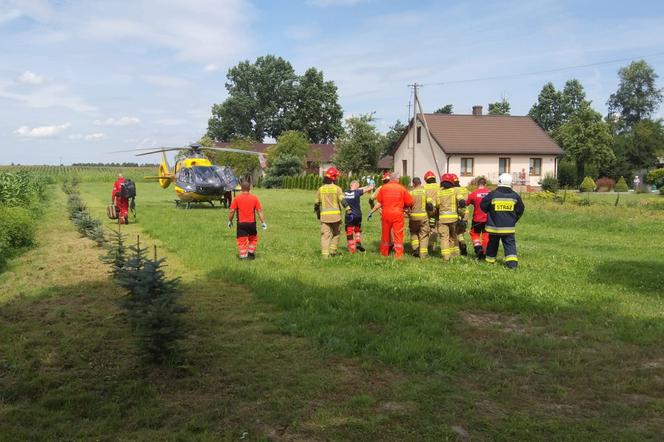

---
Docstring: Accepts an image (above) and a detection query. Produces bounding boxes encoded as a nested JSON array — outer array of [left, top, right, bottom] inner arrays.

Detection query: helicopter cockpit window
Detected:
[[179, 168, 193, 184], [212, 165, 238, 190], [192, 166, 222, 185]]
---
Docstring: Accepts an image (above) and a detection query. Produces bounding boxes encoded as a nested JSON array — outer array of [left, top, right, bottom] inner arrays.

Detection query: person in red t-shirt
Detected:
[[227, 181, 266, 259], [465, 176, 490, 259], [111, 173, 129, 224]]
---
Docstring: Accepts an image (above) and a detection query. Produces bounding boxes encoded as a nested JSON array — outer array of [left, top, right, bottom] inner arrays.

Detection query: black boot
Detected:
[[474, 245, 482, 258], [356, 243, 366, 252], [412, 250, 420, 258], [459, 243, 467, 256]]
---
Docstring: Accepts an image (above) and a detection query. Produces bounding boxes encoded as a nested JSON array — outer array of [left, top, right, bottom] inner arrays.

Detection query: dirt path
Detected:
[[0, 189, 411, 440]]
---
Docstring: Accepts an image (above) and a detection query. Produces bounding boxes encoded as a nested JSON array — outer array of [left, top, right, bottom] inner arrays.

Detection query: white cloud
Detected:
[[85, 132, 105, 140], [0, 9, 22, 24], [143, 75, 191, 88], [94, 116, 141, 126], [204, 63, 220, 72], [17, 71, 45, 85], [15, 123, 71, 138], [0, 80, 95, 112]]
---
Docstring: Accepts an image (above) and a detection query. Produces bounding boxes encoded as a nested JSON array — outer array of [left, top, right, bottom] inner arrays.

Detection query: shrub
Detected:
[[646, 168, 664, 189], [0, 206, 35, 249], [399, 175, 411, 187], [579, 176, 595, 192], [596, 177, 616, 192], [113, 235, 186, 363], [540, 174, 559, 192], [614, 176, 628, 192], [557, 160, 577, 188]]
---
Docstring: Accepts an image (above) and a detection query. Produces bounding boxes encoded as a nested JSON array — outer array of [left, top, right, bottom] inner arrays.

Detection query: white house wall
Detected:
[[448, 155, 557, 186], [393, 123, 447, 181]]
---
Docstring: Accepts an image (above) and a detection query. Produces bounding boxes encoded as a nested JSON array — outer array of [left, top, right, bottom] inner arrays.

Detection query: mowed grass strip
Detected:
[[1, 188, 435, 441], [79, 182, 664, 439]]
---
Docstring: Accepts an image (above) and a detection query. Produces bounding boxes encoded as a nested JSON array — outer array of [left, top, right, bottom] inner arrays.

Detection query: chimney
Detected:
[[472, 105, 483, 116]]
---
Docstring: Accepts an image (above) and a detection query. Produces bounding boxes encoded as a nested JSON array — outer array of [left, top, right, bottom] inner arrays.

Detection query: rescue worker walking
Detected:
[[465, 177, 490, 259], [344, 180, 374, 253], [452, 174, 470, 256], [368, 172, 413, 259], [480, 173, 525, 269], [408, 177, 432, 258], [111, 173, 129, 225], [423, 170, 439, 252], [315, 167, 346, 257], [436, 173, 466, 261], [227, 181, 266, 260]]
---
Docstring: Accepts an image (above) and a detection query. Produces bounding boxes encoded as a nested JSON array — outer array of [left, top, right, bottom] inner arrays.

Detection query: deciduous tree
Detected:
[[488, 98, 511, 115], [334, 114, 384, 173], [607, 60, 663, 129]]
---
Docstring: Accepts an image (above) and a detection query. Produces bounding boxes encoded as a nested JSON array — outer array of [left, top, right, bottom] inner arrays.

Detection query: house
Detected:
[[213, 142, 336, 177], [390, 106, 563, 188]]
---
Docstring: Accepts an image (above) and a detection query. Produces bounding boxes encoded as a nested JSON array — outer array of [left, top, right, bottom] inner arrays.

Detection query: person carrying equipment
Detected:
[[408, 177, 432, 258], [452, 174, 470, 256], [227, 181, 266, 260], [368, 172, 413, 259], [423, 170, 439, 251], [344, 180, 374, 253], [111, 173, 131, 225], [480, 173, 525, 269], [315, 167, 346, 257], [436, 173, 466, 261], [466, 176, 490, 259]]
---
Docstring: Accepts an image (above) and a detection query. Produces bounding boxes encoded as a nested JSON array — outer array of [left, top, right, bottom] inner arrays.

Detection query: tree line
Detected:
[[205, 55, 663, 188]]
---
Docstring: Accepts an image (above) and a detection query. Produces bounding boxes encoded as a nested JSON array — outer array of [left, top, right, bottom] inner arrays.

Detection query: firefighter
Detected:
[[111, 173, 129, 225], [368, 172, 413, 258], [344, 180, 374, 253], [315, 167, 346, 257], [227, 180, 267, 260], [408, 177, 432, 258], [480, 173, 525, 269], [423, 170, 439, 252], [436, 173, 466, 261], [452, 174, 470, 256], [465, 176, 490, 259]]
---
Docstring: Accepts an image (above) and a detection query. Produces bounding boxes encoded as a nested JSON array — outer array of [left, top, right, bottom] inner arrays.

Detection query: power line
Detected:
[[418, 50, 664, 87]]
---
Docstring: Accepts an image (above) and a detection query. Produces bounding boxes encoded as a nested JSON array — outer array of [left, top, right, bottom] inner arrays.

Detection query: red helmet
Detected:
[[441, 173, 455, 184], [423, 170, 436, 182], [450, 173, 460, 183], [382, 171, 392, 182], [324, 167, 340, 180]]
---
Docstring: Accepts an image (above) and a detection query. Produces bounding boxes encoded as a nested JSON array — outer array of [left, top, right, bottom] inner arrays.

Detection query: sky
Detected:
[[1, 0, 664, 165]]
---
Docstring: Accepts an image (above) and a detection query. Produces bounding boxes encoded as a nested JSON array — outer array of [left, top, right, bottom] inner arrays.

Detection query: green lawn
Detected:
[[2, 182, 664, 440]]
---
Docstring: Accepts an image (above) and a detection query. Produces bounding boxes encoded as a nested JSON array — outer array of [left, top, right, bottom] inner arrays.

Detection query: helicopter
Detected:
[[129, 143, 265, 209]]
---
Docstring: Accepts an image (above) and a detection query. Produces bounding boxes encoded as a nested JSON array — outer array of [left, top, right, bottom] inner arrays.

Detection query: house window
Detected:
[[460, 158, 474, 176], [529, 158, 542, 176], [402, 160, 408, 177], [499, 157, 511, 174], [416, 126, 421, 144]]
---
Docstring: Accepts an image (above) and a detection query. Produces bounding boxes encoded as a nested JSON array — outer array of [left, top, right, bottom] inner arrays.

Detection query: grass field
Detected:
[[2, 180, 664, 440]]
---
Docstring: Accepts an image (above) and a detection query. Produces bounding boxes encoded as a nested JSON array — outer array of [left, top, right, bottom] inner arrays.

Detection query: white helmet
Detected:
[[498, 173, 513, 187]]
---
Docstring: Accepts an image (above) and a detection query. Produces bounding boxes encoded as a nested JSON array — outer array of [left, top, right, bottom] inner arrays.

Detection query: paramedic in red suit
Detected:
[[465, 176, 490, 259], [112, 173, 129, 224]]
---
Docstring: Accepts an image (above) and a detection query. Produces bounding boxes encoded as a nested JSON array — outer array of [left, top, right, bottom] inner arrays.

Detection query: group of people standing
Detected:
[[314, 167, 525, 268]]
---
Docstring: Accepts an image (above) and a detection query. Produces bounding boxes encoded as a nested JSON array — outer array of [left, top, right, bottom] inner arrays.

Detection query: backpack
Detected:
[[120, 179, 136, 198]]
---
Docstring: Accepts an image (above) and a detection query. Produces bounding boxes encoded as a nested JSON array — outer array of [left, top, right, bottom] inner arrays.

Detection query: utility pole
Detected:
[[408, 83, 442, 178]]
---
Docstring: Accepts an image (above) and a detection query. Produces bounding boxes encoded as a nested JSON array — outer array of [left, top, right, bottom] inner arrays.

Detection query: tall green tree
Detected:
[[207, 56, 343, 143], [335, 114, 384, 173], [607, 60, 663, 130], [262, 154, 304, 188], [529, 79, 589, 133], [556, 102, 615, 180], [614, 119, 664, 171], [434, 104, 453, 114], [488, 98, 511, 115], [286, 68, 343, 143], [381, 120, 406, 156], [267, 130, 309, 162]]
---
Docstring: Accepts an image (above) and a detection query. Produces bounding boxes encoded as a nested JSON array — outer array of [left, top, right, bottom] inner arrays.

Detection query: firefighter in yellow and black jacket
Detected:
[[315, 167, 347, 257], [423, 170, 439, 252], [436, 173, 466, 261], [409, 177, 433, 258], [452, 173, 470, 256]]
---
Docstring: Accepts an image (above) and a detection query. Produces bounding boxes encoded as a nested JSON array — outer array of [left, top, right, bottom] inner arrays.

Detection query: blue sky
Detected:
[[1, 0, 663, 164]]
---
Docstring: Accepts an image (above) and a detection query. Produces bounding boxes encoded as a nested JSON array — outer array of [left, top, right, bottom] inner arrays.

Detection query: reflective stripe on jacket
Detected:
[[479, 187, 525, 235], [409, 187, 428, 219], [436, 187, 462, 223], [316, 184, 344, 223]]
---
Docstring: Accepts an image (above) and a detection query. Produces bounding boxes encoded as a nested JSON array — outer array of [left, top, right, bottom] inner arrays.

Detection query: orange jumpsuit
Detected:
[[112, 178, 129, 224], [375, 181, 413, 258]]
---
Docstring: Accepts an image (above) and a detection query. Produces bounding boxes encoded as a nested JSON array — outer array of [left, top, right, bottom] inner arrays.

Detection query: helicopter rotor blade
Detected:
[[134, 147, 190, 157], [108, 146, 186, 154], [202, 147, 264, 155]]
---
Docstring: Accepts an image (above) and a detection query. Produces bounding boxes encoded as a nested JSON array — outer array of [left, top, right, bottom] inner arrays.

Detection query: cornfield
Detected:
[[0, 166, 155, 183]]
